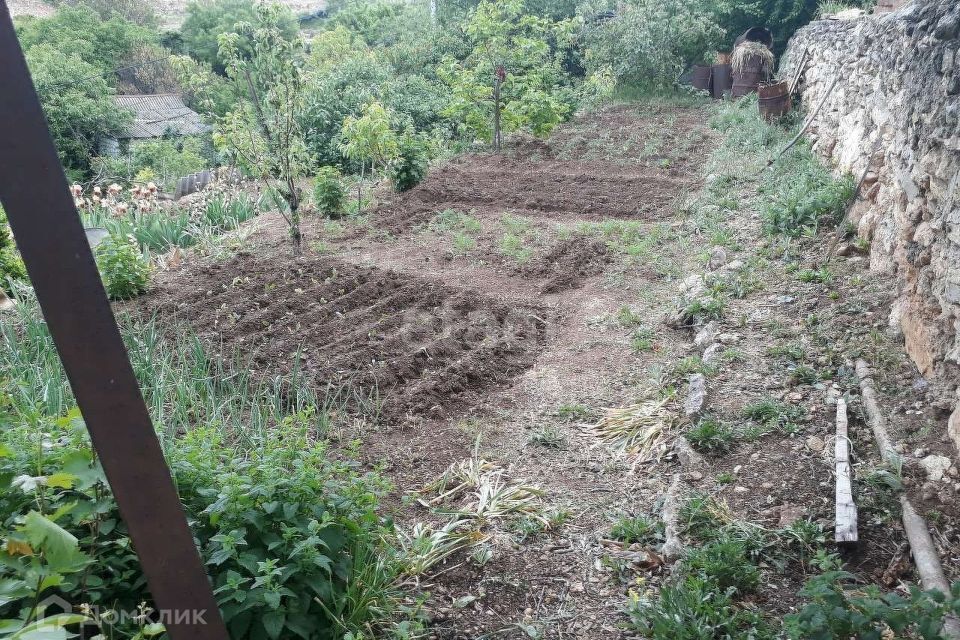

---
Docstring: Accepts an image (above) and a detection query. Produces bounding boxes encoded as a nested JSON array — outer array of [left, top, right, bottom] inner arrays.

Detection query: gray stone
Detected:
[[684, 374, 707, 418], [708, 246, 727, 270], [920, 454, 953, 482], [694, 321, 719, 349]]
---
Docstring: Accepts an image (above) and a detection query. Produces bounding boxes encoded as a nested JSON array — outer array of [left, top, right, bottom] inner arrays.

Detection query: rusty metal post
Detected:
[[0, 5, 228, 639]]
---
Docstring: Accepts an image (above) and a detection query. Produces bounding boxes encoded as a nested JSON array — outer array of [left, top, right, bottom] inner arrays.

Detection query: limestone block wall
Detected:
[[781, 0, 960, 449]]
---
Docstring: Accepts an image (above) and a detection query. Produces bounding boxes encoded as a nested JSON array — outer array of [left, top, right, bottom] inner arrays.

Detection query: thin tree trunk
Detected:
[[357, 162, 365, 213], [493, 75, 502, 152], [286, 178, 302, 256]]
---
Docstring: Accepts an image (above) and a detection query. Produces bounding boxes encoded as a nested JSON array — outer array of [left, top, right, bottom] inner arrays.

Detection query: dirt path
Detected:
[[145, 101, 958, 637]]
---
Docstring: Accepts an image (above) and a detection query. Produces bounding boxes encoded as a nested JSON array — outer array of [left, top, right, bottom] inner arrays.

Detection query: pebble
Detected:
[[708, 246, 728, 270], [734, 486, 749, 493], [806, 435, 826, 452], [733, 464, 743, 474]]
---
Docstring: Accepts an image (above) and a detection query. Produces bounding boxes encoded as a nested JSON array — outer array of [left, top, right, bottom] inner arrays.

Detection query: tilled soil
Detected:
[[144, 101, 957, 637], [145, 252, 549, 420]]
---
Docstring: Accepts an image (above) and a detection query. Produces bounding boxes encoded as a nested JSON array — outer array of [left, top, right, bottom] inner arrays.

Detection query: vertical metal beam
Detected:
[[0, 5, 228, 639]]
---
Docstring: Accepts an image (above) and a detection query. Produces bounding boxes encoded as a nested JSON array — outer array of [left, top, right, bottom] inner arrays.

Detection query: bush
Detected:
[[313, 167, 347, 218], [173, 418, 402, 640], [390, 132, 430, 192], [95, 234, 149, 300], [0, 409, 409, 640]]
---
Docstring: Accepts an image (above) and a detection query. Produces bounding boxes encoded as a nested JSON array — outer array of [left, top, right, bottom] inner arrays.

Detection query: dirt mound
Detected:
[[146, 253, 549, 419], [518, 238, 612, 293]]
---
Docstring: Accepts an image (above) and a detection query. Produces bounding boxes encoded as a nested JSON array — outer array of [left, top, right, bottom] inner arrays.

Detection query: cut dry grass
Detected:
[[395, 520, 490, 578], [732, 41, 774, 78], [585, 394, 678, 469]]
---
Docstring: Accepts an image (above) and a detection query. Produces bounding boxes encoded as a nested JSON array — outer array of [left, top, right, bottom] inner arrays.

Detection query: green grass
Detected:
[[528, 425, 566, 449], [610, 515, 662, 545], [0, 286, 377, 443], [686, 415, 736, 453]]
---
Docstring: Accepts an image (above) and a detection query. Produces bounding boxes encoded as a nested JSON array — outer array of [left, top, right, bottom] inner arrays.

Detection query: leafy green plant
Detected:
[[683, 539, 761, 595], [0, 208, 26, 293], [390, 131, 430, 192], [626, 576, 773, 640], [340, 101, 399, 211], [313, 166, 347, 218], [784, 572, 960, 640], [95, 234, 149, 300]]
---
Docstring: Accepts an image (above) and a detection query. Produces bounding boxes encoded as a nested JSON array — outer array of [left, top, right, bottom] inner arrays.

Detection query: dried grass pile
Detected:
[[732, 41, 775, 79]]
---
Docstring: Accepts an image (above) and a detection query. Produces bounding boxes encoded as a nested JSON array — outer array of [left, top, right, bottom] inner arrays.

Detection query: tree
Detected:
[[580, 0, 728, 90], [216, 3, 312, 255], [181, 0, 297, 73], [339, 101, 398, 211], [438, 0, 575, 148], [26, 45, 130, 179]]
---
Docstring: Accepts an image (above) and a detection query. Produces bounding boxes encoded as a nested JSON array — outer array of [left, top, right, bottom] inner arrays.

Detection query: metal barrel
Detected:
[[692, 64, 713, 93], [758, 80, 791, 120], [711, 64, 732, 99], [732, 61, 766, 98]]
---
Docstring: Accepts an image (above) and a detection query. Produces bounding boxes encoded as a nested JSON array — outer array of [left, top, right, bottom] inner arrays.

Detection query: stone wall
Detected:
[[781, 0, 960, 451]]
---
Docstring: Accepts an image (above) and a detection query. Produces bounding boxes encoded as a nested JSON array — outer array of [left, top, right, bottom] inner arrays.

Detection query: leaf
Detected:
[[21, 511, 87, 571], [45, 473, 75, 490], [261, 611, 286, 640], [5, 539, 33, 557]]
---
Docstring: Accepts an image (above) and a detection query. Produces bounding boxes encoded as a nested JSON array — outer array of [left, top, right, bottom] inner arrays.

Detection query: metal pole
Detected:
[[0, 5, 228, 639]]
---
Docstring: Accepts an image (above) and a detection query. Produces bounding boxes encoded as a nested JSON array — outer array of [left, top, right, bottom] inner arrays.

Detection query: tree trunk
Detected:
[[357, 162, 365, 213], [493, 74, 502, 152], [285, 178, 302, 257]]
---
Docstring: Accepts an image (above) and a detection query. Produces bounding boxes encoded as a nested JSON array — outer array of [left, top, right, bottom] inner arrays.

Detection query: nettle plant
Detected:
[[0, 409, 408, 640]]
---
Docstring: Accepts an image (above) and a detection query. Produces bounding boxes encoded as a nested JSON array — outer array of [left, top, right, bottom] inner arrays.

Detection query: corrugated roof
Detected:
[[113, 94, 210, 139]]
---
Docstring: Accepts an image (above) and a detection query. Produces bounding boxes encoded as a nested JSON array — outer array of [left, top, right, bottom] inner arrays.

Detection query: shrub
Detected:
[[0, 409, 410, 640], [390, 132, 430, 192], [95, 234, 149, 300], [313, 167, 347, 218]]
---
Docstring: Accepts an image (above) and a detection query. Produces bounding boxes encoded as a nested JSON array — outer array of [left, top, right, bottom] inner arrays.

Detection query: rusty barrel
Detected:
[[691, 64, 712, 93], [758, 81, 791, 120], [711, 64, 732, 99], [732, 60, 765, 98]]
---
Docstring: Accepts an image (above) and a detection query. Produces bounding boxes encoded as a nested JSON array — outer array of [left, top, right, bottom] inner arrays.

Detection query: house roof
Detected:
[[113, 94, 210, 139]]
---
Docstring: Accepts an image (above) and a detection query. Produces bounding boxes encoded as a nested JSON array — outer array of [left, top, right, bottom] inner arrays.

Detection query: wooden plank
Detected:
[[835, 398, 858, 543]]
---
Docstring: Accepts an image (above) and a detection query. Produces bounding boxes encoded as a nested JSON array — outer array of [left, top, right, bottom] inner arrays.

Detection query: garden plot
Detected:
[[145, 253, 550, 420]]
